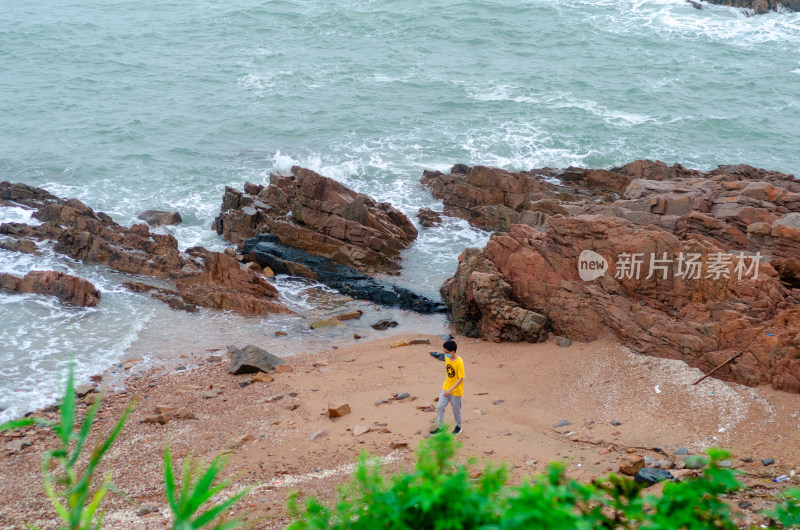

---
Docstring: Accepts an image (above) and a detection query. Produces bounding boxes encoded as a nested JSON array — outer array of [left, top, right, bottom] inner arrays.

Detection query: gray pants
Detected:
[[436, 390, 462, 428]]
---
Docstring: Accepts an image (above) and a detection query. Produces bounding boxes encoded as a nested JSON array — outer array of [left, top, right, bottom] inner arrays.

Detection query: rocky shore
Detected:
[[702, 0, 800, 14], [3, 159, 799, 394]]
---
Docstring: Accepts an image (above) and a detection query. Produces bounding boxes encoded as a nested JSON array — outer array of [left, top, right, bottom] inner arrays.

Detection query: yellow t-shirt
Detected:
[[442, 355, 465, 397]]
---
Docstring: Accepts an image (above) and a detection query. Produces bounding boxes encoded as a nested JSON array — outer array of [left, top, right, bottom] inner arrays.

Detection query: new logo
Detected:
[[578, 250, 608, 281]]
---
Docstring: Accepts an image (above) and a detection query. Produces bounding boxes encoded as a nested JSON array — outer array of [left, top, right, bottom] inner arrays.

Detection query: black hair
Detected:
[[443, 340, 457, 353]]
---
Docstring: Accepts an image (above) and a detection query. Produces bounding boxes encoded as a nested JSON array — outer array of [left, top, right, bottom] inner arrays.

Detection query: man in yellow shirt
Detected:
[[428, 340, 464, 435]]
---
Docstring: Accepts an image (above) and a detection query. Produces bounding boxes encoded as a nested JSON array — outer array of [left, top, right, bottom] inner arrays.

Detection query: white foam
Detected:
[[0, 205, 43, 226]]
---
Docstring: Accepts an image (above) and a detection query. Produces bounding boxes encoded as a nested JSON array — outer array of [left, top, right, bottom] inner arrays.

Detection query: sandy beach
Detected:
[[2, 332, 799, 529]]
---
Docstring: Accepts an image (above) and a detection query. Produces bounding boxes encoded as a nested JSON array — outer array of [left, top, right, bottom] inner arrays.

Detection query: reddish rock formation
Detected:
[[212, 166, 417, 273], [175, 249, 290, 315], [703, 0, 799, 14], [1, 270, 101, 307], [444, 215, 800, 392], [0, 182, 290, 316], [423, 161, 800, 285]]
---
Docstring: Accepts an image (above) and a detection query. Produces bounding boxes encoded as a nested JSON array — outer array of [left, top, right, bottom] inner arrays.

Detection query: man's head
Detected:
[[443, 340, 457, 356]]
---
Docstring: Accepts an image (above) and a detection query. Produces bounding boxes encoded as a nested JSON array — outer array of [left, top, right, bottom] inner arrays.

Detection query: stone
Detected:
[[673, 447, 689, 456], [327, 403, 351, 418], [228, 344, 285, 374], [172, 408, 197, 420], [391, 340, 409, 348], [719, 459, 733, 468], [335, 310, 363, 321], [555, 336, 572, 348], [416, 207, 443, 228], [136, 210, 182, 226], [75, 383, 95, 397], [274, 331, 288, 337], [310, 317, 344, 329], [395, 392, 410, 400], [552, 420, 572, 428], [371, 319, 399, 331], [620, 455, 645, 476], [610, 420, 622, 426], [136, 504, 160, 516], [225, 434, 254, 450], [375, 398, 390, 407], [762, 458, 775, 466], [309, 430, 327, 442], [275, 364, 293, 373], [84, 394, 100, 405], [237, 380, 250, 388], [390, 441, 409, 450], [142, 415, 169, 425], [634, 468, 675, 487], [202, 389, 223, 399], [408, 338, 431, 345], [251, 372, 274, 383], [154, 405, 176, 415], [353, 425, 370, 436], [206, 355, 222, 362], [354, 333, 362, 340], [1, 271, 101, 307], [6, 439, 32, 453]]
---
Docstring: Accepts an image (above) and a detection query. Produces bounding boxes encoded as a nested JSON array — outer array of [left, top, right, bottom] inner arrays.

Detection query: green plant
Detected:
[[767, 487, 800, 528], [287, 434, 779, 530], [163, 446, 250, 530], [0, 365, 132, 530]]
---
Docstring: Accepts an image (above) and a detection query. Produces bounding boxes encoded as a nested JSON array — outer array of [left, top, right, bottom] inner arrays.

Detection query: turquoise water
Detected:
[[1, 0, 799, 420]]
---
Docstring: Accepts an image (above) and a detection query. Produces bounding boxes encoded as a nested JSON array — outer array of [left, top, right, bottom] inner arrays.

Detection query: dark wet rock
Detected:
[[243, 234, 446, 314], [634, 467, 675, 487], [137, 210, 182, 226], [228, 344, 286, 375]]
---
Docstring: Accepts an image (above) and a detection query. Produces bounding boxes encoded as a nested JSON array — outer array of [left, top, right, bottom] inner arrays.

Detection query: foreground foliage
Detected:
[[287, 432, 800, 530], [0, 366, 247, 529]]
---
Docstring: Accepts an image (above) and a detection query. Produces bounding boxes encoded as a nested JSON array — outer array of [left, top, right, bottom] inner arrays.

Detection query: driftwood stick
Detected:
[[692, 351, 743, 385]]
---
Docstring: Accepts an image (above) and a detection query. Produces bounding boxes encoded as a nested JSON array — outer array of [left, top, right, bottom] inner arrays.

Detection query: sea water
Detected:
[[1, 0, 799, 421]]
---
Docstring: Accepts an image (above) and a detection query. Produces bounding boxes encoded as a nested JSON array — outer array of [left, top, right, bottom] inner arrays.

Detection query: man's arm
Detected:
[[443, 378, 463, 396], [429, 351, 446, 361]]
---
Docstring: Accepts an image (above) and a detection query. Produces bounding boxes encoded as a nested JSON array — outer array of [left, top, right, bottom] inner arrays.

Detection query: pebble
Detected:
[[309, 430, 327, 442], [673, 447, 689, 456], [493, 399, 504, 405], [395, 392, 410, 400], [762, 458, 775, 466], [610, 420, 622, 426], [238, 381, 250, 388], [552, 420, 572, 428]]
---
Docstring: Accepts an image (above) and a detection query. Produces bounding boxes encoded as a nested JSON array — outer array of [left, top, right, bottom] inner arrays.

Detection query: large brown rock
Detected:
[[1, 270, 101, 307], [213, 167, 417, 273], [443, 215, 800, 391], [176, 250, 290, 315]]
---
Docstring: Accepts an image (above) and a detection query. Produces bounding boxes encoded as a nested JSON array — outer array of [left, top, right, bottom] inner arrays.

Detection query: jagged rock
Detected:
[[176, 250, 291, 316], [213, 166, 418, 273], [441, 247, 547, 343], [229, 344, 286, 375], [442, 216, 800, 391], [0, 182, 290, 316], [703, 0, 799, 13], [1, 271, 101, 307], [251, 372, 274, 383], [416, 207, 442, 228], [371, 319, 399, 330], [137, 210, 182, 226], [75, 384, 95, 397]]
